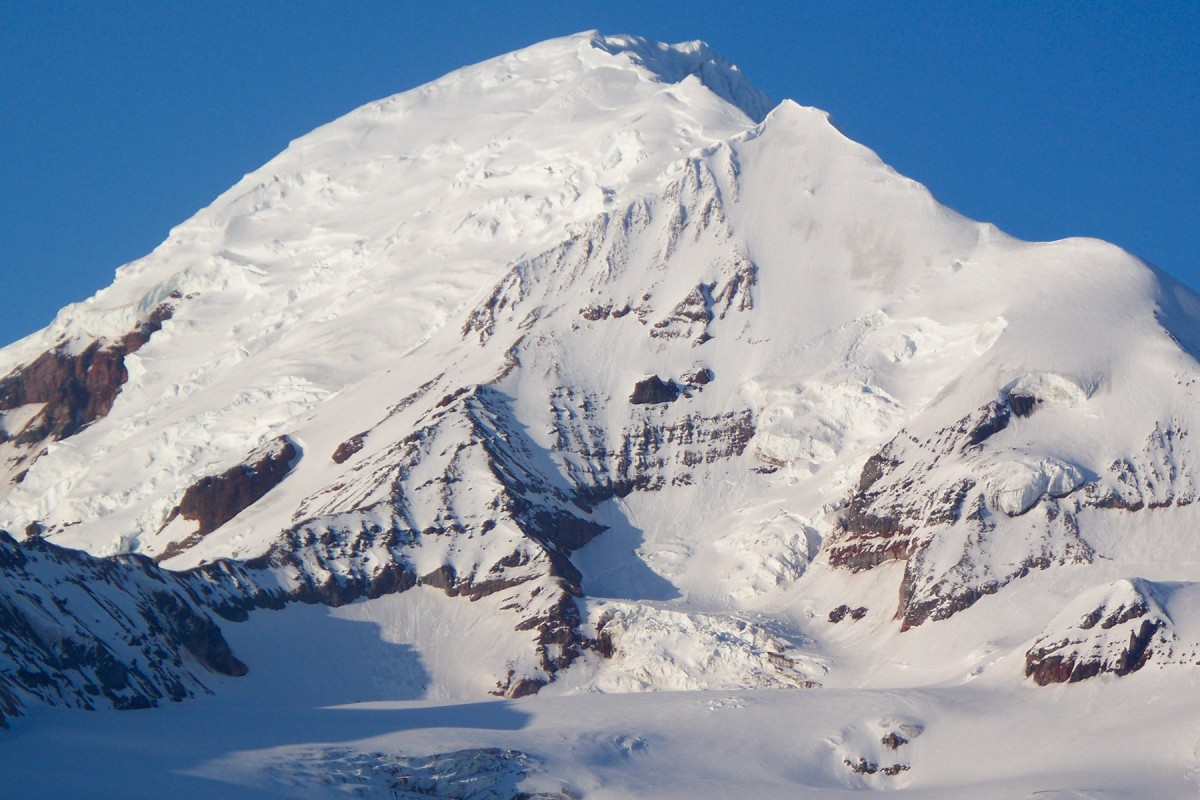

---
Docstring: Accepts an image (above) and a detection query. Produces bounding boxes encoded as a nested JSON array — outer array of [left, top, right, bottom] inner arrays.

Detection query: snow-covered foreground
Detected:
[[2, 600, 1198, 799], [5, 674, 1200, 798]]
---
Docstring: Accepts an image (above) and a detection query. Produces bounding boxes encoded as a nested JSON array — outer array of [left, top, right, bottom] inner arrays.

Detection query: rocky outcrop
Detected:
[[629, 375, 679, 404], [831, 407, 1198, 633], [579, 302, 632, 321], [844, 758, 909, 776], [331, 432, 366, 464], [833, 718, 921, 784], [0, 303, 173, 447], [0, 530, 244, 725], [1025, 578, 1177, 685], [1002, 371, 1092, 420], [1006, 390, 1038, 418], [1084, 422, 1197, 511], [649, 285, 713, 341], [827, 398, 1094, 629], [158, 436, 300, 559], [828, 605, 868, 623], [182, 519, 422, 621]]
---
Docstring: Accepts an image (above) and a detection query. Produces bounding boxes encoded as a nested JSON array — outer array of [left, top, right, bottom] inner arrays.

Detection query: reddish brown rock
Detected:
[[0, 304, 173, 446], [331, 432, 366, 464], [629, 375, 679, 405], [170, 436, 299, 537], [1025, 618, 1164, 685]]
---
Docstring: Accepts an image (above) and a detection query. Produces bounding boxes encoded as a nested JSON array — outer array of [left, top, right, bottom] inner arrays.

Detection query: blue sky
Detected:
[[1, 2, 1196, 347]]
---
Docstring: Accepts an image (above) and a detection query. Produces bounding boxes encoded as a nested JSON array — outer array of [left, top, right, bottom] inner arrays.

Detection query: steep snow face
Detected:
[[2, 31, 1200, 702]]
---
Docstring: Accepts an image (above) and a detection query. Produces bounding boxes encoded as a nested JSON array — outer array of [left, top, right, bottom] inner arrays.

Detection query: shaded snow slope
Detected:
[[0, 532, 245, 725]]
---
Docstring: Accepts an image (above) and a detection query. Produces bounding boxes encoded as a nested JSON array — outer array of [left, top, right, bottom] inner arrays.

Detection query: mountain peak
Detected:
[[582, 32, 774, 121], [2, 35, 1200, 772]]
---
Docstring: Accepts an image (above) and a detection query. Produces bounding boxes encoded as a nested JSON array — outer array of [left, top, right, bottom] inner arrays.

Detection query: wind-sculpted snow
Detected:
[[1, 30, 1200, 738]]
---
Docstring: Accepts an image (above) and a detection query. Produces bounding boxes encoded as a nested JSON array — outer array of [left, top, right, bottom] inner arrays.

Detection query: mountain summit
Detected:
[[2, 32, 1200, 770]]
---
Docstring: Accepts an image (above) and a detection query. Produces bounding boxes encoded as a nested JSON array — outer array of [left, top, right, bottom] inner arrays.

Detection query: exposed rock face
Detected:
[[1025, 578, 1178, 685], [0, 530, 244, 726], [331, 432, 366, 464], [1006, 390, 1039, 418], [630, 375, 679, 405], [828, 398, 1095, 629], [551, 384, 755, 499], [0, 303, 173, 447], [174, 437, 299, 536], [156, 436, 300, 561]]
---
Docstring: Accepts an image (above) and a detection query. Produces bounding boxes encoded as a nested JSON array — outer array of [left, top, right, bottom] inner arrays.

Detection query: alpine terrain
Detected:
[[2, 32, 1199, 799]]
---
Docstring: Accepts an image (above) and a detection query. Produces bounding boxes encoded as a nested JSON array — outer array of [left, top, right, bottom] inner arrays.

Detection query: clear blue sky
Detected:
[[2, 1, 1196, 347]]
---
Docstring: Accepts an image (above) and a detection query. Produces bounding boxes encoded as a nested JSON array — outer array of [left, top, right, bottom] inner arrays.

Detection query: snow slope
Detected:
[[1, 30, 1199, 795]]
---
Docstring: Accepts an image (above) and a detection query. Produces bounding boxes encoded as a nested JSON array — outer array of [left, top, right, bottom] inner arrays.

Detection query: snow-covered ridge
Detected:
[[1025, 577, 1200, 683]]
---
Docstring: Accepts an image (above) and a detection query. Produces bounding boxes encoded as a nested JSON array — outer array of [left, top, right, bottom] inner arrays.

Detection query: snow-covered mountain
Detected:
[[2, 30, 1200, 796]]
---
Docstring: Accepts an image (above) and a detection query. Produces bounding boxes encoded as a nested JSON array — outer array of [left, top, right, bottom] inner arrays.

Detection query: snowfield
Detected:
[[1, 30, 1199, 798], [4, 620, 1200, 799]]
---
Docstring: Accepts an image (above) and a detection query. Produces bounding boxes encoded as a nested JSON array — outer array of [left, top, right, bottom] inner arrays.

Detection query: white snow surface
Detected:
[[1, 31, 1200, 796]]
